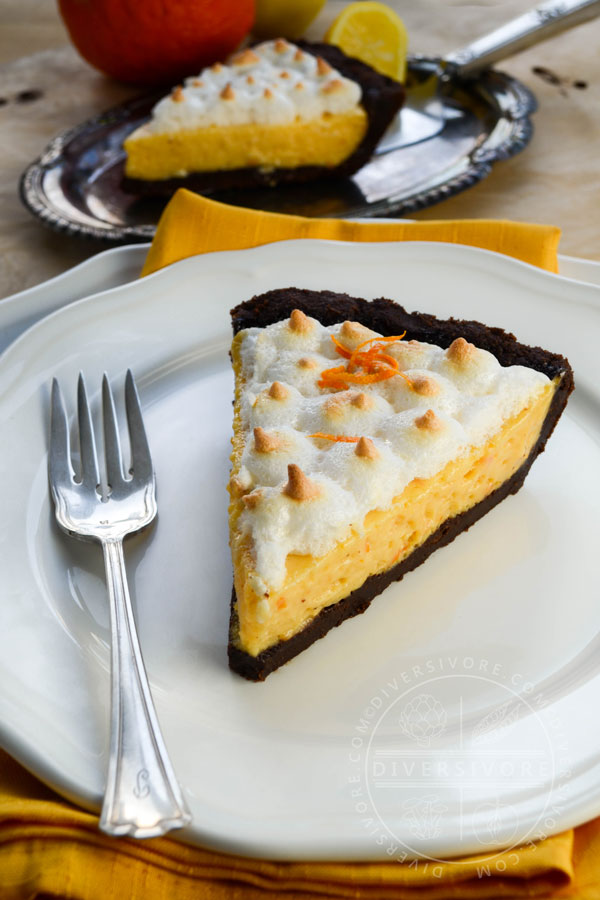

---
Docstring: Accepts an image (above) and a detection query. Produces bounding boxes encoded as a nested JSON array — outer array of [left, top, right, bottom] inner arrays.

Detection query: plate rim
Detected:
[[3, 237, 599, 374]]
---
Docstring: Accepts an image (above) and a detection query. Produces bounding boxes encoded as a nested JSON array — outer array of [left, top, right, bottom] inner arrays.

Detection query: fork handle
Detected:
[[99, 538, 191, 838], [444, 0, 600, 77]]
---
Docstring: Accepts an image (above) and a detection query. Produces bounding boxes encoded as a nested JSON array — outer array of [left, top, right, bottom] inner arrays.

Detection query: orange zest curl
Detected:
[[318, 331, 415, 390], [330, 334, 353, 359], [309, 433, 360, 443], [336, 368, 398, 386], [315, 364, 350, 391], [351, 332, 406, 354]]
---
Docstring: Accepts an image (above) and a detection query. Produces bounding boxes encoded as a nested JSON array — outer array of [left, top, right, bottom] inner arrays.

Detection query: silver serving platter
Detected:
[[20, 58, 536, 244]]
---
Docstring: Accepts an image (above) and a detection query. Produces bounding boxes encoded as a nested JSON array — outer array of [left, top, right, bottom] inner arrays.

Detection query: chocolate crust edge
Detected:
[[123, 42, 404, 197], [228, 288, 574, 681]]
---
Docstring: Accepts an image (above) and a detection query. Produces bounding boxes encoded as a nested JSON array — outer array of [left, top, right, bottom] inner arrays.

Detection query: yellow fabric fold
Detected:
[[140, 190, 561, 277], [5, 192, 593, 900], [4, 748, 600, 900]]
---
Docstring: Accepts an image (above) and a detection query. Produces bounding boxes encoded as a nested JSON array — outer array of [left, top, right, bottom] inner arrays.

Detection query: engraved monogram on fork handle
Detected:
[[100, 535, 190, 837], [49, 371, 191, 838]]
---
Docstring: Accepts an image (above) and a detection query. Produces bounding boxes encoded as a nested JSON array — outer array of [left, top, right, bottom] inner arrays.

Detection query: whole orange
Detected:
[[58, 0, 255, 86]]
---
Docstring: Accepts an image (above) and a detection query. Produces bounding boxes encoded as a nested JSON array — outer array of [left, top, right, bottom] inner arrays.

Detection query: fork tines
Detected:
[[50, 369, 152, 497]]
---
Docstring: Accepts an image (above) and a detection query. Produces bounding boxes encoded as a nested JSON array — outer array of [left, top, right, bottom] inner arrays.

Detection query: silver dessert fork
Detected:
[[49, 369, 191, 838]]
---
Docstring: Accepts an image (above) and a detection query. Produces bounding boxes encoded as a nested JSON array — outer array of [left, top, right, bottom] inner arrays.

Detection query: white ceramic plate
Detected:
[[1, 240, 600, 862], [3, 243, 599, 356]]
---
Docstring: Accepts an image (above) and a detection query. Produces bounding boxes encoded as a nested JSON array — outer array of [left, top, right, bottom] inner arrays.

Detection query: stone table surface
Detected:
[[1, 0, 599, 301]]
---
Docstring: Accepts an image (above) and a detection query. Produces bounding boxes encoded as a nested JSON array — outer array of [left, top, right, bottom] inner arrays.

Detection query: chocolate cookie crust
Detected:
[[123, 42, 404, 197], [228, 288, 574, 681]]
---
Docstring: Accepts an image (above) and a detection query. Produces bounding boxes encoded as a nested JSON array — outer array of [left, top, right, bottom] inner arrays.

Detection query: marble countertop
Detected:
[[1, 0, 599, 300]]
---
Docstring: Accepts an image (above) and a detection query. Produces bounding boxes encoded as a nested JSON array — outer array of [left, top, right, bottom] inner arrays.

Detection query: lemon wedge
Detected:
[[324, 1, 408, 82], [253, 0, 327, 40]]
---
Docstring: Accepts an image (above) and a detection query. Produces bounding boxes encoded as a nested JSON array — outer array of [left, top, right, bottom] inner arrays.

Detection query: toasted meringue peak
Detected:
[[221, 83, 235, 100], [415, 409, 443, 432], [317, 57, 333, 76], [322, 79, 343, 94], [232, 48, 260, 66], [295, 81, 304, 90], [340, 320, 372, 342], [447, 337, 476, 366], [171, 85, 184, 102], [264, 87, 273, 99], [324, 390, 374, 418], [294, 48, 305, 61], [323, 395, 345, 420], [192, 79, 204, 87], [242, 489, 263, 509], [275, 38, 289, 53], [211, 62, 223, 72], [230, 474, 250, 497], [246, 74, 255, 84], [283, 464, 321, 501], [298, 356, 318, 369], [268, 381, 289, 400], [355, 436, 379, 459], [289, 308, 313, 334], [254, 426, 282, 453], [351, 391, 374, 410], [411, 375, 440, 396], [279, 70, 290, 79]]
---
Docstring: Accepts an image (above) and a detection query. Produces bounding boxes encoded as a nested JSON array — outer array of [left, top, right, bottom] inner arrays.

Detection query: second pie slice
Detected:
[[123, 39, 404, 194], [227, 289, 573, 680]]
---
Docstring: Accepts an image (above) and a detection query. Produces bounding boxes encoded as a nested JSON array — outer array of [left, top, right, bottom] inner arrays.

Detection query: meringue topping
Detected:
[[447, 337, 476, 366], [322, 79, 344, 94], [340, 320, 374, 343], [268, 381, 289, 400], [232, 48, 260, 66], [230, 474, 250, 497], [351, 391, 374, 410], [242, 489, 263, 509], [411, 375, 440, 396], [137, 39, 363, 135], [323, 395, 346, 420], [254, 426, 283, 453], [235, 313, 550, 590], [415, 409, 443, 432], [283, 464, 321, 501], [289, 308, 313, 334], [298, 356, 318, 369], [355, 436, 379, 459]]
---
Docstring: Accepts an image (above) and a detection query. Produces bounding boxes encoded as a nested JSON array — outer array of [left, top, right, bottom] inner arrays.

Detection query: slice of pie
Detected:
[[123, 40, 404, 194], [228, 288, 573, 681]]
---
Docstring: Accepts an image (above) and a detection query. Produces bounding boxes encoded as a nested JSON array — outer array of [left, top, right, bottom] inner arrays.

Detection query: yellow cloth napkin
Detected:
[[2, 749, 600, 899], [140, 189, 561, 277], [5, 190, 595, 900]]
